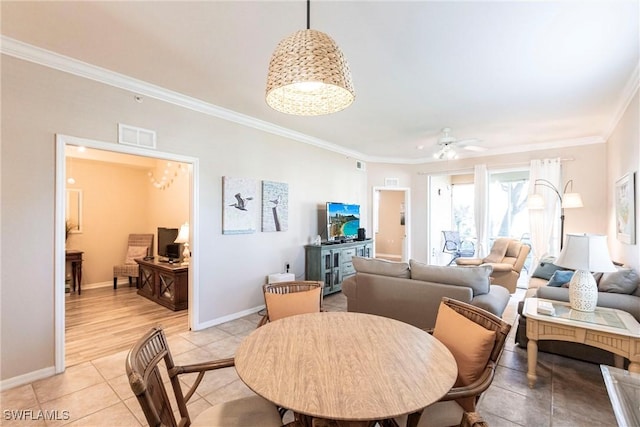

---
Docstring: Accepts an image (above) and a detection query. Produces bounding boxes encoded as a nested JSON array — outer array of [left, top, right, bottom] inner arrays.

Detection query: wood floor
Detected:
[[65, 286, 188, 367]]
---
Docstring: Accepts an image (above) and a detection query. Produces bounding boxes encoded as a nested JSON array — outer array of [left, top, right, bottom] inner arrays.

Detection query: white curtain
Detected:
[[474, 164, 489, 258], [528, 158, 562, 268]]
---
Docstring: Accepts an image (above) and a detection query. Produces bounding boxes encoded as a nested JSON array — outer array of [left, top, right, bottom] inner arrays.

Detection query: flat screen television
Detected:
[[157, 227, 180, 261], [327, 202, 360, 241]]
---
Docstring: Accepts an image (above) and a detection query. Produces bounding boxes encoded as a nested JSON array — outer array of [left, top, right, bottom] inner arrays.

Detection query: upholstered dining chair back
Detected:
[[113, 233, 154, 289], [398, 297, 511, 427], [257, 280, 324, 327], [126, 327, 283, 427]]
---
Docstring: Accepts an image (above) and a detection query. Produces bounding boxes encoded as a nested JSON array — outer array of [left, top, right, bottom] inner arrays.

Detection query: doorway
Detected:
[[54, 134, 199, 373], [372, 187, 411, 262]]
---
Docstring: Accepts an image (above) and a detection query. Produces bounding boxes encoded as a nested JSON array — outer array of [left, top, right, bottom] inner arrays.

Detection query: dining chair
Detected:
[[113, 233, 154, 289], [257, 280, 324, 327], [126, 326, 284, 427], [396, 297, 511, 427]]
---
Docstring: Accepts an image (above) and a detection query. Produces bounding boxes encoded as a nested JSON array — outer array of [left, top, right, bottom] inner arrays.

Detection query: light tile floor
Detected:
[[1, 290, 618, 426]]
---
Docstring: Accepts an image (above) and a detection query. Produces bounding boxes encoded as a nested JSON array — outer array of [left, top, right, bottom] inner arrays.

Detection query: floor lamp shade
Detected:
[[266, 29, 355, 116], [555, 234, 616, 312]]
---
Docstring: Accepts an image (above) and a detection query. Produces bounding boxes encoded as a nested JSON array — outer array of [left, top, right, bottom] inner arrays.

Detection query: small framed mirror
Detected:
[[66, 189, 83, 233]]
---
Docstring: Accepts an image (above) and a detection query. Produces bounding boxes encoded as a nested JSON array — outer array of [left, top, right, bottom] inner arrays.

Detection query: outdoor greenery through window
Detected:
[[450, 170, 531, 242]]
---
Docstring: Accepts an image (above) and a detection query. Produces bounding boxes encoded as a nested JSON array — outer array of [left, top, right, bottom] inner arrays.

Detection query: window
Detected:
[[488, 170, 530, 239], [451, 182, 475, 240]]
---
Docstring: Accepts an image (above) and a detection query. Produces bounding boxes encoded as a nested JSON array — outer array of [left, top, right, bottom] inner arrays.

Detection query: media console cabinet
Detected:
[[135, 259, 188, 311], [305, 239, 373, 295]]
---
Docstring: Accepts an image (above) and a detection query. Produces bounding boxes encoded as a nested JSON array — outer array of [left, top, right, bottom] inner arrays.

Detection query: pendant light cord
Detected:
[[307, 0, 310, 29]]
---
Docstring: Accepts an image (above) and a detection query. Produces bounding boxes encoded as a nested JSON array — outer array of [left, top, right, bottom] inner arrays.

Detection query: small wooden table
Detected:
[[65, 250, 83, 295], [235, 312, 457, 427], [524, 298, 640, 388]]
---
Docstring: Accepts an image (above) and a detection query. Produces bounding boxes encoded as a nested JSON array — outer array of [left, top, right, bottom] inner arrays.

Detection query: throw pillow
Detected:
[[352, 257, 410, 278], [531, 256, 565, 280], [125, 246, 148, 264], [264, 287, 321, 322], [409, 260, 491, 296], [547, 270, 574, 287], [598, 268, 640, 294], [433, 303, 495, 411]]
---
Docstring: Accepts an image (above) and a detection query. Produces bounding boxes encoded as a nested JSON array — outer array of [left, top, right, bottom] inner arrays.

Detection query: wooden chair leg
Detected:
[[128, 277, 133, 287], [113, 277, 118, 289]]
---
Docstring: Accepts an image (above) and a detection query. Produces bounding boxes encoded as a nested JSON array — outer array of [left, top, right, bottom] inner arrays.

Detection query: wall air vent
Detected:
[[356, 160, 366, 171], [385, 178, 400, 187], [118, 124, 156, 149]]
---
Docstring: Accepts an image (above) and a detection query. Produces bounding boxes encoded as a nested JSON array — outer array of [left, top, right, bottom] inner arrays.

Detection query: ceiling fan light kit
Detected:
[[265, 0, 355, 116], [432, 127, 485, 160]]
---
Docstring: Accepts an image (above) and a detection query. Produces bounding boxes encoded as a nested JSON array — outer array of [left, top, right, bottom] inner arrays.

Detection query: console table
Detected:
[[65, 250, 83, 295], [135, 259, 188, 311], [305, 240, 373, 295]]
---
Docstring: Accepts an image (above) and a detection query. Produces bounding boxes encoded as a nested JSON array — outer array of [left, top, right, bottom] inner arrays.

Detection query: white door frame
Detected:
[[372, 186, 411, 262], [54, 134, 199, 373]]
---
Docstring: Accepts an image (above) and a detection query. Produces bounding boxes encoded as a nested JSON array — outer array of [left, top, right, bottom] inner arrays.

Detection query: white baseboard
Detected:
[[80, 279, 132, 290], [0, 366, 56, 392], [194, 305, 264, 331], [376, 253, 402, 260]]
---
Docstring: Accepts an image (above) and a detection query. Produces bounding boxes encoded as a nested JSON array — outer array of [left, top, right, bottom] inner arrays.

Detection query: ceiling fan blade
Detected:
[[462, 145, 487, 152]]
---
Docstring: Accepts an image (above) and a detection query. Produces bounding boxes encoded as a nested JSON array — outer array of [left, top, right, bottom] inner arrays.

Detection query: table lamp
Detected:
[[554, 233, 616, 312], [174, 222, 190, 266]]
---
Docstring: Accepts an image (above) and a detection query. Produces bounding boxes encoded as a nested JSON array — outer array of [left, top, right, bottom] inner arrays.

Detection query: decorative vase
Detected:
[[569, 270, 598, 312]]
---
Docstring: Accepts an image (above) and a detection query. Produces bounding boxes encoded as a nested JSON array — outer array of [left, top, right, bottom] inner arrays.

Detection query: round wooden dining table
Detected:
[[235, 312, 457, 426]]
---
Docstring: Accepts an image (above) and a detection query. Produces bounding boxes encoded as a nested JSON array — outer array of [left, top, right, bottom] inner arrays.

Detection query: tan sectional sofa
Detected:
[[342, 257, 511, 331]]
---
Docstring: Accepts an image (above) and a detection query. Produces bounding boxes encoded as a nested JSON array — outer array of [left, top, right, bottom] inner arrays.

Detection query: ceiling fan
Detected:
[[433, 127, 486, 160]]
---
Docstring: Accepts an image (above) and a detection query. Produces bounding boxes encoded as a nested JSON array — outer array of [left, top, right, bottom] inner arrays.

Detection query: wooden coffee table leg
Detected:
[[527, 338, 538, 388]]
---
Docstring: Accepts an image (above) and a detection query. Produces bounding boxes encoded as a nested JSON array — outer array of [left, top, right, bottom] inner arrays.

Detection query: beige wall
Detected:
[[368, 143, 610, 264], [1, 56, 366, 381], [607, 90, 640, 270], [65, 157, 190, 285], [375, 190, 405, 257]]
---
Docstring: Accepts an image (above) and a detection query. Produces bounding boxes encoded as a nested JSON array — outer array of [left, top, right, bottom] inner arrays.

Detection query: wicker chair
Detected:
[[113, 234, 154, 289], [397, 297, 511, 427], [126, 327, 283, 427], [257, 280, 324, 327]]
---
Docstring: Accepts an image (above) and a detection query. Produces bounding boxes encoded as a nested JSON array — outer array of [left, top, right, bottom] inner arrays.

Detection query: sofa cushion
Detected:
[[548, 270, 574, 287], [433, 303, 495, 389], [410, 260, 491, 296], [531, 256, 566, 280], [264, 288, 321, 321], [598, 268, 639, 295], [352, 257, 410, 278]]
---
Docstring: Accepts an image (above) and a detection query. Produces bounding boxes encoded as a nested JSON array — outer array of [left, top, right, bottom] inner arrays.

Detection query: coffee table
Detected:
[[524, 298, 640, 388], [234, 312, 457, 426]]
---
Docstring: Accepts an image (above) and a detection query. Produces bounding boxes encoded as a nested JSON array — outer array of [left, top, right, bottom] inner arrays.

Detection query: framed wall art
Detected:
[[262, 181, 288, 232], [615, 172, 636, 244], [222, 176, 258, 234]]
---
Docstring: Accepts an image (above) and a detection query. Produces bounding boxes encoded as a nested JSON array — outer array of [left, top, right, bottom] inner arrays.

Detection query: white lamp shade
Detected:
[[562, 192, 583, 208], [527, 194, 545, 210], [174, 222, 190, 244], [555, 234, 616, 272]]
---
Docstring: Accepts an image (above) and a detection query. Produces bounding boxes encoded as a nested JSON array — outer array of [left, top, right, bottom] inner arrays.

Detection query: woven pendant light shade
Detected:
[[266, 29, 355, 116]]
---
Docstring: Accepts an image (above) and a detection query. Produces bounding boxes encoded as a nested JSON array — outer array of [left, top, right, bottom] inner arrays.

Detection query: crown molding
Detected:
[[0, 36, 365, 160], [603, 61, 640, 141], [0, 36, 628, 165]]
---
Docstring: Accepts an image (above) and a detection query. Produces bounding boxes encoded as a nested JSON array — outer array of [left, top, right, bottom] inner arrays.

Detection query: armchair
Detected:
[[456, 237, 530, 293], [113, 233, 154, 289]]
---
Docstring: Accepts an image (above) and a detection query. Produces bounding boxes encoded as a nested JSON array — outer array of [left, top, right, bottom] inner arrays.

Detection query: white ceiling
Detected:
[[2, 1, 638, 163]]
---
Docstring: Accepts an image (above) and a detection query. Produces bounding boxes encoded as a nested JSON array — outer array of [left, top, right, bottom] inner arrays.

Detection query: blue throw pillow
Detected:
[[548, 270, 574, 287]]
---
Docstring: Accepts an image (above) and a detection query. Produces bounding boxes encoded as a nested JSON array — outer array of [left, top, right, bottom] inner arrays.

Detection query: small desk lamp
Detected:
[[174, 222, 190, 266], [555, 233, 616, 312]]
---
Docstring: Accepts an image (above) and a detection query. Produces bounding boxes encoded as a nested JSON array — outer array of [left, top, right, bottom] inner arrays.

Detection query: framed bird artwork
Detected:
[[222, 176, 258, 234], [262, 181, 288, 232]]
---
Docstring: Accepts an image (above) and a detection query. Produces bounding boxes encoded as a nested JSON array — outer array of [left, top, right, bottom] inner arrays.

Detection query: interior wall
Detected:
[[147, 159, 190, 243], [1, 56, 366, 382], [368, 143, 610, 264], [607, 90, 639, 269], [375, 190, 405, 258]]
